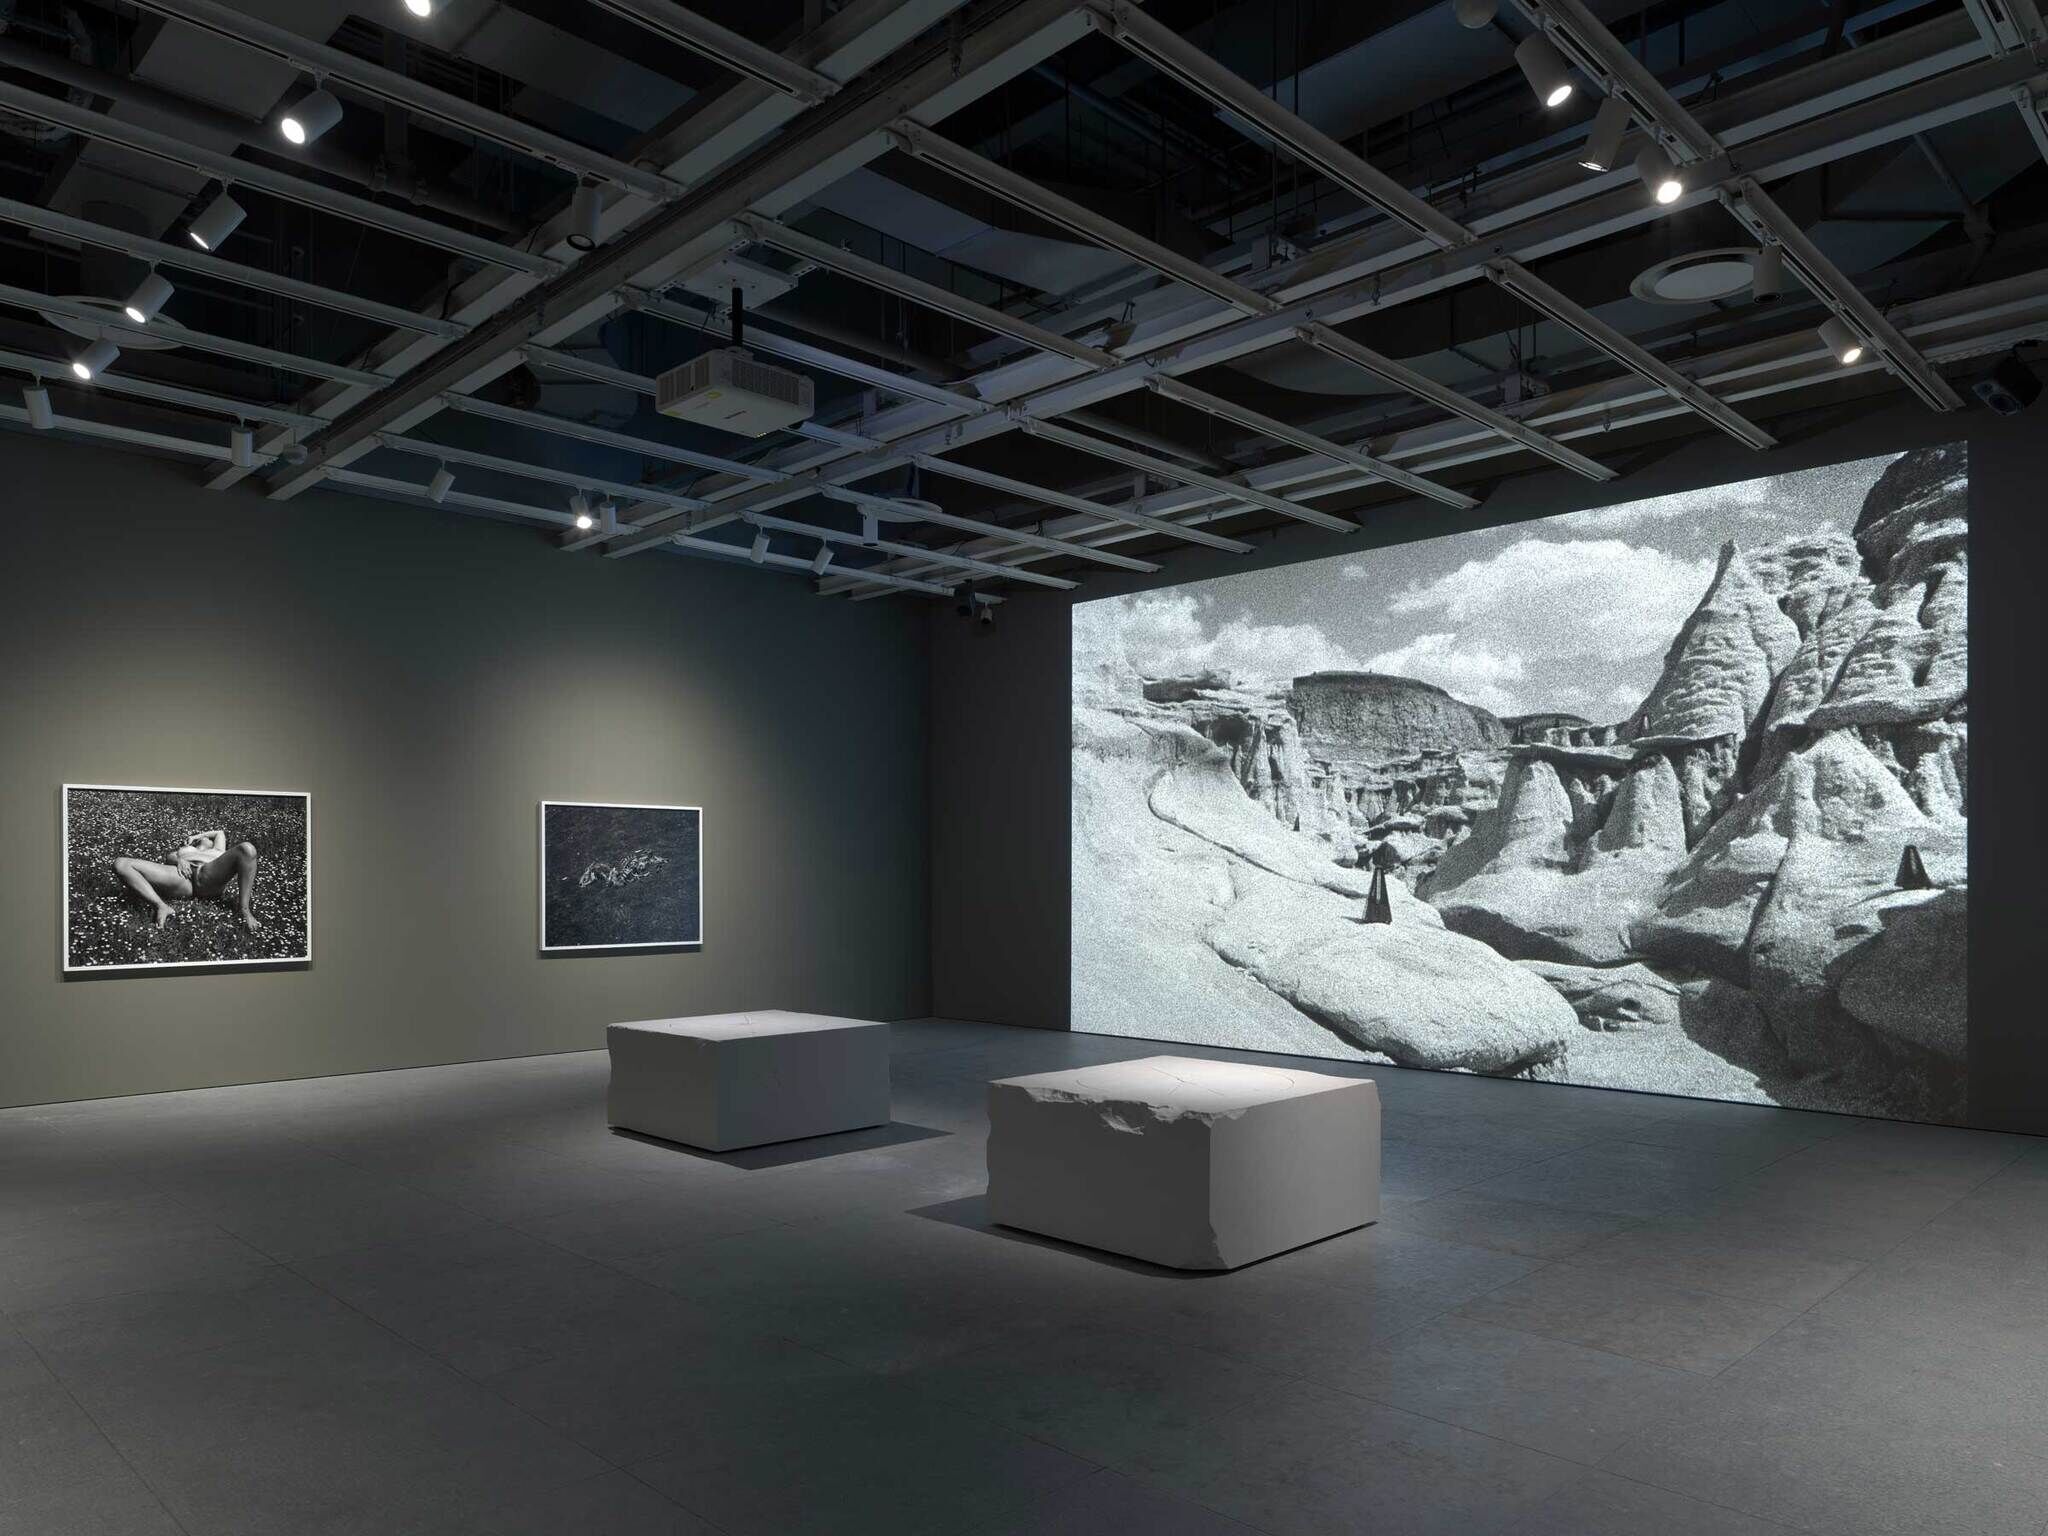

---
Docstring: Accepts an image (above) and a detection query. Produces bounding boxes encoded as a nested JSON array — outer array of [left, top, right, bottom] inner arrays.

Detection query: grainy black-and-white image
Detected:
[[64, 785, 312, 972], [1073, 446, 1968, 1124], [540, 801, 702, 951]]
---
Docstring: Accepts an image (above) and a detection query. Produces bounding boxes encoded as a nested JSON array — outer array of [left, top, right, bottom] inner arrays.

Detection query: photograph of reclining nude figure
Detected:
[[1072, 444, 1967, 1125], [63, 784, 312, 972]]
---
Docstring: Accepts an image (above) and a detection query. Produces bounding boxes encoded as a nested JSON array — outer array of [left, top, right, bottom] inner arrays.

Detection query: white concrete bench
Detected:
[[987, 1055, 1380, 1270], [606, 1011, 891, 1151]]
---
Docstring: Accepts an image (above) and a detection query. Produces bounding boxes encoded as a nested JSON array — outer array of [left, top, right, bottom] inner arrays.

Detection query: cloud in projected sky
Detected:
[[1076, 453, 1900, 722]]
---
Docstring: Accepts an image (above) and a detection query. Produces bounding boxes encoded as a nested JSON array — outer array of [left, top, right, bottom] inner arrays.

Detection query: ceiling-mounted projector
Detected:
[[656, 347, 814, 437]]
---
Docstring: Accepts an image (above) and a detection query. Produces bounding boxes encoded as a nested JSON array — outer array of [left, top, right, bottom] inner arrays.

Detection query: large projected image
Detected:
[[1072, 445, 1967, 1122]]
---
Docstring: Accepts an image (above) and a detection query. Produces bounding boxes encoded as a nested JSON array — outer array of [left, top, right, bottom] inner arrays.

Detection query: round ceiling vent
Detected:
[[41, 297, 182, 350], [1630, 248, 1760, 306]]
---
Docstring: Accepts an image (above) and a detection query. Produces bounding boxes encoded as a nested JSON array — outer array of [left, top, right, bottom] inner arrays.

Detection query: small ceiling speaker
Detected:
[[71, 338, 120, 380], [1578, 95, 1630, 171], [1514, 33, 1574, 109], [1972, 352, 2041, 415], [123, 271, 174, 325], [1817, 315, 1865, 366], [1635, 143, 1683, 204], [279, 87, 342, 147], [567, 181, 603, 253], [187, 190, 245, 251], [1751, 244, 1785, 302]]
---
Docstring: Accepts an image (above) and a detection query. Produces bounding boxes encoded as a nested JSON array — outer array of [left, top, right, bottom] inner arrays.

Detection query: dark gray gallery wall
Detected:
[[927, 397, 2046, 1136], [0, 433, 929, 1108]]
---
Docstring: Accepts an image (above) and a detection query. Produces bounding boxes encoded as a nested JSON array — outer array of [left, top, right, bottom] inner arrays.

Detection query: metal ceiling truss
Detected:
[[740, 510, 1078, 588], [824, 269, 2048, 594], [4, 0, 2037, 603], [0, 81, 561, 277], [775, 14, 2041, 591], [1512, 0, 1964, 412], [0, 196, 467, 339], [586, 0, 842, 104], [122, 0, 683, 199], [0, 284, 388, 386], [258, 0, 1097, 538]]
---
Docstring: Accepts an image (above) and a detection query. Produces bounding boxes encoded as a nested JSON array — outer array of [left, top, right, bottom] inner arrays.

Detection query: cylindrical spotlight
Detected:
[[123, 271, 175, 325], [279, 87, 342, 147], [1578, 95, 1630, 172], [71, 338, 120, 381], [749, 530, 770, 564], [230, 425, 254, 467], [1818, 315, 1865, 366], [810, 543, 833, 576], [570, 491, 593, 530], [428, 464, 455, 502], [188, 190, 246, 251], [404, 0, 432, 15], [1751, 244, 1785, 302], [1514, 34, 1574, 109], [566, 181, 602, 253], [1452, 0, 1497, 28], [24, 383, 54, 428], [596, 497, 617, 531], [1635, 144, 1684, 204]]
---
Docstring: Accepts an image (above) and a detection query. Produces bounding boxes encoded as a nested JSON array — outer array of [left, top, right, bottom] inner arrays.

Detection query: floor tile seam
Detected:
[[1434, 1287, 1768, 1380], [1081, 1463, 1291, 1536], [1541, 1252, 1855, 1316], [27, 1182, 284, 1267], [270, 1250, 647, 1495], [1268, 1369, 1616, 1474], [614, 1460, 742, 1534], [1584, 1462, 1815, 1534], [17, 1330, 199, 1536]]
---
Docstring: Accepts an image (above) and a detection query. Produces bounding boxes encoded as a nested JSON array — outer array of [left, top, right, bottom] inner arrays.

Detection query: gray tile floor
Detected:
[[1, 1019, 2042, 1536]]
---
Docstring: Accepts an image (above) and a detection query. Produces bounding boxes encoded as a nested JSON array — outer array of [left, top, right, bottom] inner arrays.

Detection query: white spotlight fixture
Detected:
[[1635, 143, 1684, 204], [279, 86, 342, 147], [749, 529, 770, 564], [810, 543, 833, 576], [230, 424, 254, 467], [403, 0, 432, 15], [567, 181, 602, 253], [1751, 244, 1786, 302], [428, 463, 455, 501], [1578, 95, 1630, 172], [1818, 315, 1865, 366], [1514, 33, 1574, 109], [570, 491, 593, 530], [24, 382, 53, 428], [187, 189, 245, 251], [1452, 0, 1497, 28], [122, 270, 175, 325], [71, 338, 119, 381]]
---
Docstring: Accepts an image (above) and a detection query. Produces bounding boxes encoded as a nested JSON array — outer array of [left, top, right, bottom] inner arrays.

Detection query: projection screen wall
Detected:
[[1070, 445, 1968, 1123]]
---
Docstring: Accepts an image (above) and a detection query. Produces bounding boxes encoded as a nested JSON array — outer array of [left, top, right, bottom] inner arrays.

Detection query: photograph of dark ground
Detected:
[[64, 786, 310, 971], [541, 802, 701, 950]]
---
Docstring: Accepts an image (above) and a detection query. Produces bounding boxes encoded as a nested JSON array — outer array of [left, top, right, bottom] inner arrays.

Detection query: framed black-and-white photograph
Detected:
[[539, 800, 703, 952], [63, 784, 313, 973]]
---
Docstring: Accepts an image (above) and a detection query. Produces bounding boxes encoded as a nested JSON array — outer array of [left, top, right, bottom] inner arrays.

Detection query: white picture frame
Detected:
[[62, 783, 313, 973], [538, 799, 704, 953]]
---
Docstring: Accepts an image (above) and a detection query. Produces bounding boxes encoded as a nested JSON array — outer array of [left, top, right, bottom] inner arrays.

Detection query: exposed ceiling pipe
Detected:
[[0, 35, 520, 235]]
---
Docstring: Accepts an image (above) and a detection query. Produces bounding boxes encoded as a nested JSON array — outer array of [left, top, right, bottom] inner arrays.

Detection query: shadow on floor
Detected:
[[612, 1120, 950, 1170], [908, 1193, 1227, 1280]]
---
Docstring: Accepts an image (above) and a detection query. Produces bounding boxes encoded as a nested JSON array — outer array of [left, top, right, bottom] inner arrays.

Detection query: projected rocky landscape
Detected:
[[1072, 445, 1967, 1121]]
